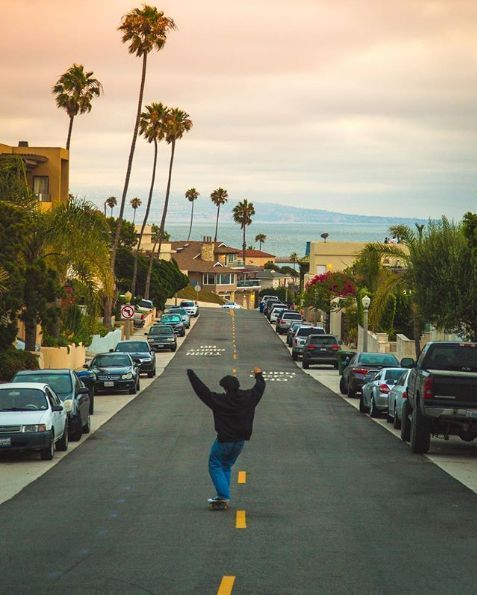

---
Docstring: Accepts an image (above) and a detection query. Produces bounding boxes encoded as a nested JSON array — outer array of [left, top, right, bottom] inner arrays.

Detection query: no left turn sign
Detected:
[[121, 305, 135, 320]]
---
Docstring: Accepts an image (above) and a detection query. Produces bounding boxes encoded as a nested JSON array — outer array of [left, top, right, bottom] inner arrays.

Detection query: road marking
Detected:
[[217, 576, 235, 595], [238, 471, 247, 484], [236, 510, 247, 529], [232, 368, 237, 375], [233, 352, 238, 360]]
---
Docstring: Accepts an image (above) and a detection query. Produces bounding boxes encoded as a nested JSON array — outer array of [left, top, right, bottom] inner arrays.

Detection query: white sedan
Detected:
[[0, 383, 69, 460], [222, 301, 241, 309]]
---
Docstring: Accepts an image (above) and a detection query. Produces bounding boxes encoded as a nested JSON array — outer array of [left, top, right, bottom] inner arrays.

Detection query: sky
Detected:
[[1, 0, 477, 219]]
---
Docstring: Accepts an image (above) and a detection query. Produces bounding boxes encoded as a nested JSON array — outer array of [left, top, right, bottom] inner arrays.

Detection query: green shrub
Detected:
[[177, 285, 225, 304], [0, 349, 39, 381]]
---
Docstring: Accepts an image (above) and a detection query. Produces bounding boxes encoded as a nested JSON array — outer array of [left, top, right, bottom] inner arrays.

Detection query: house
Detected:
[[249, 269, 289, 290], [242, 249, 276, 267], [0, 141, 69, 211], [135, 224, 172, 261], [170, 239, 257, 308]]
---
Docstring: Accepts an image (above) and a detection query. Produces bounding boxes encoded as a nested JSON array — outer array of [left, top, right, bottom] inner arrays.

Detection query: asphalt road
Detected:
[[2, 309, 477, 594]]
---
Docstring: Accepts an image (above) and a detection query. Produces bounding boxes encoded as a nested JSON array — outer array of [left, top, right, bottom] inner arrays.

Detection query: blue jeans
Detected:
[[208, 439, 245, 500]]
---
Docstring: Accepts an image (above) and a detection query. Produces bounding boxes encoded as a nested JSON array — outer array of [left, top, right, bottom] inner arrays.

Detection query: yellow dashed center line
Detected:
[[217, 575, 236, 594], [238, 471, 247, 484], [236, 510, 247, 529]]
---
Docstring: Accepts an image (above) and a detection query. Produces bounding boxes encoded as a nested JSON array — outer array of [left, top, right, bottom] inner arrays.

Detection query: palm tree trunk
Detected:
[[242, 226, 246, 268], [214, 205, 220, 242], [66, 115, 74, 150], [132, 138, 158, 296], [104, 52, 148, 326], [413, 305, 422, 360], [259, 240, 262, 250], [133, 210, 136, 224], [187, 200, 194, 241], [145, 139, 176, 299], [24, 314, 37, 352]]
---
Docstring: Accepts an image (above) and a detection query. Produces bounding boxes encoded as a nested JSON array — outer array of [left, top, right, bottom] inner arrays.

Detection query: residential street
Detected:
[[2, 309, 477, 594]]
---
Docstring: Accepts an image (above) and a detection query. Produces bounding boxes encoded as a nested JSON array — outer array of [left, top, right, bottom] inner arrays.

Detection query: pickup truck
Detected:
[[401, 341, 477, 453]]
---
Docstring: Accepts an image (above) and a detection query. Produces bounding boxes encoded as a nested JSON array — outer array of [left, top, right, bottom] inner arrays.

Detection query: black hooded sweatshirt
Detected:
[[187, 369, 266, 442]]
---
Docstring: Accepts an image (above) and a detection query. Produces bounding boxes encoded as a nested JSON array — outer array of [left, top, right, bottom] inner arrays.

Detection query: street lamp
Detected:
[[362, 294, 371, 352]]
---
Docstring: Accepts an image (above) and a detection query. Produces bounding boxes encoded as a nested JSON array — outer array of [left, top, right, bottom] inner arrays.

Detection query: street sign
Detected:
[[121, 304, 135, 320], [194, 284, 201, 293]]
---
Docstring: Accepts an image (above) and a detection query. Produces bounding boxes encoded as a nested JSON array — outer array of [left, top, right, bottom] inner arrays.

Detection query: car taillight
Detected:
[[353, 368, 369, 375], [307, 344, 317, 350], [330, 344, 340, 351], [379, 384, 390, 394], [423, 376, 433, 399], [402, 391, 408, 399]]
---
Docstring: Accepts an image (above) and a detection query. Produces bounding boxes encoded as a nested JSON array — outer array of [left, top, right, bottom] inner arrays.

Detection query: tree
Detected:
[[52, 64, 103, 150], [186, 188, 199, 240], [106, 5, 176, 325], [232, 199, 255, 266], [255, 233, 267, 250], [130, 197, 142, 223], [211, 188, 228, 242], [106, 196, 117, 217], [131, 102, 169, 296], [144, 107, 193, 298]]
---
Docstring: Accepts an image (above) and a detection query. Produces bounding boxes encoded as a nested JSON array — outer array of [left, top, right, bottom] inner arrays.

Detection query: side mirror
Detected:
[[109, 348, 114, 353], [78, 387, 89, 395], [401, 357, 416, 369], [52, 405, 63, 412]]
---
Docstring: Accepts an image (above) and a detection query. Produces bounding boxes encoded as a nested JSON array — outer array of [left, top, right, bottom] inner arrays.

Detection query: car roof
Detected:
[[1, 382, 49, 390], [94, 352, 132, 357], [16, 368, 71, 374], [116, 340, 148, 344]]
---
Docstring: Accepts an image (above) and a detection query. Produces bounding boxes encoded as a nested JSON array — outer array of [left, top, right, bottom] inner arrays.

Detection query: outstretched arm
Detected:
[[251, 367, 266, 404], [186, 369, 214, 408]]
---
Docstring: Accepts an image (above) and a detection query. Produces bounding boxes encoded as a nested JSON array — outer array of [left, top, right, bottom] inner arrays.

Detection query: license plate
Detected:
[[104, 381, 114, 387], [0, 437, 11, 447], [465, 410, 477, 418], [320, 348, 327, 351]]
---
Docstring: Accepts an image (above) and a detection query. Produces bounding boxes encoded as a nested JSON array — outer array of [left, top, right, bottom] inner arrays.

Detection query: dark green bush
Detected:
[[0, 349, 40, 381]]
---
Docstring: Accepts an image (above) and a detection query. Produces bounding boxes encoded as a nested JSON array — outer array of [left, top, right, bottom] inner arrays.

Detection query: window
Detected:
[[203, 273, 215, 285], [217, 273, 233, 285], [33, 176, 50, 201]]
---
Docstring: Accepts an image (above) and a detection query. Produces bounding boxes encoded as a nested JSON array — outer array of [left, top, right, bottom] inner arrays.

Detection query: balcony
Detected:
[[236, 279, 261, 290]]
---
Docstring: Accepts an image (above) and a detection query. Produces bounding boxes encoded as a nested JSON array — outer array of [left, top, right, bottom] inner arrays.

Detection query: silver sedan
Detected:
[[360, 368, 406, 418], [386, 369, 412, 429]]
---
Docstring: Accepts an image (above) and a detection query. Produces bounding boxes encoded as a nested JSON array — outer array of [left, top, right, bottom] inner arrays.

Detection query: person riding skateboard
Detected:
[[186, 367, 266, 507]]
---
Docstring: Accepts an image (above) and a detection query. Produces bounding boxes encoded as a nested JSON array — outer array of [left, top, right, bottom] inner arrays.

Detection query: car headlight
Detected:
[[62, 399, 74, 413], [122, 372, 133, 379], [22, 424, 47, 433]]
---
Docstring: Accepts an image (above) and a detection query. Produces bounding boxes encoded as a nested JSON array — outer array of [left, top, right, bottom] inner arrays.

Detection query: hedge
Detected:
[[0, 349, 40, 382]]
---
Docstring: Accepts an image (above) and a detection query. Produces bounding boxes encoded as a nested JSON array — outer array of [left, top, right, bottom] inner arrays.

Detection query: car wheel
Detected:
[[393, 405, 401, 430], [40, 434, 55, 460], [369, 397, 380, 418], [386, 409, 393, 423], [339, 377, 346, 395], [347, 383, 356, 399], [129, 384, 137, 395], [82, 413, 91, 434], [410, 402, 431, 453], [292, 352, 298, 361], [359, 395, 367, 413], [401, 400, 411, 442], [89, 389, 95, 415], [70, 419, 83, 442], [56, 425, 69, 452], [302, 360, 310, 369], [147, 370, 155, 378]]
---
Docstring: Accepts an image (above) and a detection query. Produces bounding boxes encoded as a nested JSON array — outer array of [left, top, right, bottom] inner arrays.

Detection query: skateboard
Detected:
[[208, 499, 229, 511]]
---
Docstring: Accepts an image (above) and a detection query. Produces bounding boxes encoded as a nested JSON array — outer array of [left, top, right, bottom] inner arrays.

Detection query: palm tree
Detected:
[[106, 196, 117, 217], [52, 64, 103, 150], [233, 199, 256, 267], [130, 197, 142, 223], [185, 188, 199, 240], [105, 5, 176, 325], [144, 108, 193, 298], [211, 188, 228, 242], [131, 102, 169, 296], [255, 233, 267, 250]]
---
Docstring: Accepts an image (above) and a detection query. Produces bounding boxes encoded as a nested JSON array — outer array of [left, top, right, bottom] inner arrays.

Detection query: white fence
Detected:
[[87, 328, 122, 355]]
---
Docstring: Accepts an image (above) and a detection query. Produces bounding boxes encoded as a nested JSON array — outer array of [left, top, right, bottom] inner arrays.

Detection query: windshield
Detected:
[[297, 327, 323, 337], [93, 354, 131, 367], [116, 342, 149, 353], [180, 301, 194, 307], [170, 308, 186, 315], [383, 369, 406, 382], [0, 388, 48, 411], [161, 315, 180, 323], [282, 313, 302, 320], [359, 354, 399, 366], [150, 326, 173, 336], [14, 373, 72, 397], [424, 344, 477, 372]]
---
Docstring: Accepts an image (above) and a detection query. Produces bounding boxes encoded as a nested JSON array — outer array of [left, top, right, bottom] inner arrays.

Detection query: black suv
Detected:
[[114, 340, 156, 378], [302, 335, 341, 369]]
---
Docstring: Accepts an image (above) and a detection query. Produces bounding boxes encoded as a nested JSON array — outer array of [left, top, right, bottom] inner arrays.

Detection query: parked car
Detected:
[[146, 325, 177, 352], [302, 334, 341, 369], [114, 340, 156, 378], [74, 368, 96, 414], [287, 321, 308, 346], [269, 306, 287, 324], [0, 383, 68, 460], [84, 353, 140, 395], [160, 313, 186, 336], [360, 368, 406, 418], [138, 299, 154, 310], [387, 369, 412, 429], [276, 311, 302, 334], [180, 300, 199, 317], [222, 301, 241, 309], [339, 352, 401, 398], [13, 369, 91, 441], [266, 302, 287, 320], [402, 341, 477, 453], [168, 307, 191, 328], [291, 326, 325, 360]]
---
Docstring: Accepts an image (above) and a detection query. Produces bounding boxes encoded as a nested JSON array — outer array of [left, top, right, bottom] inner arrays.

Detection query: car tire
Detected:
[[339, 377, 346, 395], [40, 434, 55, 460], [386, 409, 393, 423], [393, 406, 401, 430], [70, 419, 83, 442], [82, 413, 91, 434], [347, 383, 356, 399], [89, 390, 95, 415], [56, 425, 69, 451], [302, 360, 309, 369], [148, 370, 155, 378], [410, 401, 431, 454], [369, 397, 380, 418], [292, 352, 298, 361], [359, 395, 367, 413], [401, 400, 411, 442], [129, 384, 137, 395]]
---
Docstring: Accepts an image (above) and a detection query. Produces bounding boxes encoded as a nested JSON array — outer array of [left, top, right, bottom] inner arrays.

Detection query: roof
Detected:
[[244, 249, 275, 258], [215, 245, 241, 255], [170, 241, 238, 274], [253, 269, 286, 279]]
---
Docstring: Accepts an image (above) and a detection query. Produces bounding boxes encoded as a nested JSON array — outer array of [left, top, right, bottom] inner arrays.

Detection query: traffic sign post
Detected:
[[121, 304, 135, 340], [194, 284, 201, 299]]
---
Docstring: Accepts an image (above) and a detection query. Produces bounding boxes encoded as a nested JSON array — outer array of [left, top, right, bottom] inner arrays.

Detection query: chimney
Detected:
[[201, 241, 215, 262], [18, 141, 29, 147]]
